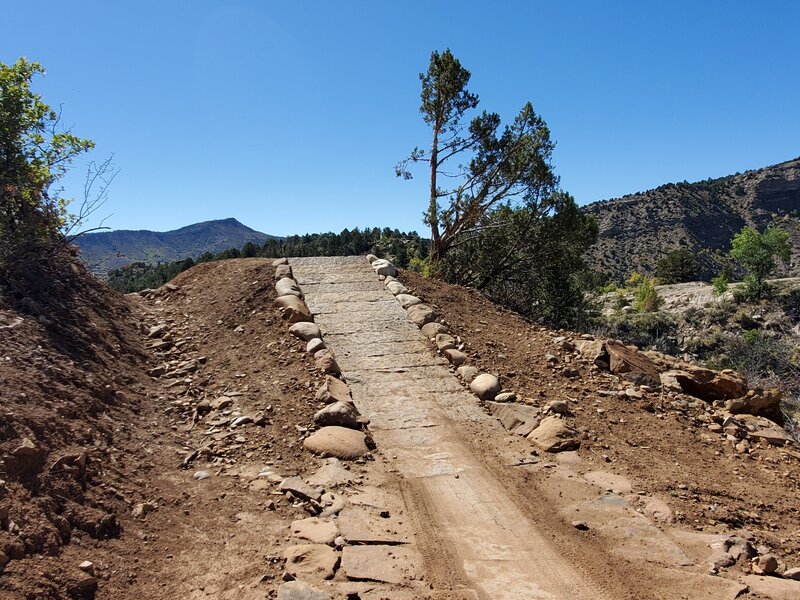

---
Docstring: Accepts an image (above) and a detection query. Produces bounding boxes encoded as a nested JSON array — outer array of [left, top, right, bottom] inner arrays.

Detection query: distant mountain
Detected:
[[77, 218, 279, 273], [584, 157, 800, 282]]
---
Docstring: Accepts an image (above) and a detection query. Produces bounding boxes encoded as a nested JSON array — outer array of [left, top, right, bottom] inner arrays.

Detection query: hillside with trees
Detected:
[[584, 157, 800, 283]]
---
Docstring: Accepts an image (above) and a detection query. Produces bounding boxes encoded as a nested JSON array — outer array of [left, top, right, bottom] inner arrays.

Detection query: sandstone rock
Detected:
[[193, 470, 210, 480], [288, 321, 322, 341], [315, 376, 352, 404], [272, 257, 288, 266], [340, 545, 419, 585], [304, 427, 372, 460], [742, 575, 800, 600], [605, 341, 661, 384], [435, 333, 457, 351], [291, 517, 339, 545], [660, 366, 747, 401], [576, 339, 608, 368], [386, 281, 409, 296], [545, 400, 569, 415], [470, 373, 501, 401], [726, 388, 782, 416], [527, 416, 580, 452], [365, 254, 378, 263], [708, 548, 736, 570], [494, 391, 517, 403], [275, 264, 293, 279], [456, 365, 479, 383], [420, 322, 448, 338], [406, 304, 437, 327], [314, 350, 340, 375], [314, 402, 361, 430], [443, 348, 467, 366], [371, 259, 396, 277], [276, 295, 312, 323], [307, 338, 325, 354], [643, 497, 675, 524], [283, 544, 339, 580], [783, 567, 800, 580], [754, 554, 779, 575], [148, 324, 169, 339], [277, 581, 331, 600], [276, 277, 303, 298], [280, 476, 322, 502], [486, 402, 541, 436], [395, 294, 422, 308]]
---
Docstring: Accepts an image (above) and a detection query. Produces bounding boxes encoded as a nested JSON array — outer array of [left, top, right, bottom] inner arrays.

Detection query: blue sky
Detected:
[[3, 1, 799, 236]]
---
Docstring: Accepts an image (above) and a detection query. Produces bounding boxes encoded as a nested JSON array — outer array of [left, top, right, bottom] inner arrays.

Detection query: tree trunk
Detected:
[[428, 126, 441, 263]]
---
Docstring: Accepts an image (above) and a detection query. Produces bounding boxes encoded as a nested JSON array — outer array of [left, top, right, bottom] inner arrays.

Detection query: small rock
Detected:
[[371, 259, 396, 277], [148, 324, 169, 338], [314, 402, 361, 430], [231, 415, 253, 427], [572, 521, 589, 530], [443, 348, 467, 366], [132, 502, 156, 519], [315, 376, 352, 404], [406, 304, 437, 327], [280, 477, 322, 502], [545, 400, 569, 415], [421, 322, 449, 338], [314, 350, 341, 375], [307, 338, 326, 355], [784, 567, 800, 580], [193, 471, 210, 480], [395, 294, 422, 308], [289, 322, 322, 341], [527, 416, 580, 452], [754, 554, 779, 575], [470, 373, 501, 401], [494, 392, 517, 403], [386, 281, 409, 296], [435, 333, 457, 351], [456, 365, 479, 383], [561, 367, 580, 379], [277, 581, 331, 600], [78, 561, 95, 575]]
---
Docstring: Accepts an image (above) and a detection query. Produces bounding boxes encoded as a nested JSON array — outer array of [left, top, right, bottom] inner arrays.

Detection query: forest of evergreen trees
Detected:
[[106, 227, 428, 293]]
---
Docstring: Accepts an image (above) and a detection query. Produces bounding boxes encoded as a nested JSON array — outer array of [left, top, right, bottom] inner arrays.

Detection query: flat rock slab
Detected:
[[742, 574, 800, 599], [277, 581, 331, 600], [337, 506, 411, 545], [292, 517, 339, 545], [284, 544, 340, 580], [341, 545, 421, 584]]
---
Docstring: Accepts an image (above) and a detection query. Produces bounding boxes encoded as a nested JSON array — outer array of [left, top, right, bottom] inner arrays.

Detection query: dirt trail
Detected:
[[291, 257, 633, 599]]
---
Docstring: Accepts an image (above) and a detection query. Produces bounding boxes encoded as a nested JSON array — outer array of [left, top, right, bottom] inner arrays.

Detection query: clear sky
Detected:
[[3, 1, 799, 236]]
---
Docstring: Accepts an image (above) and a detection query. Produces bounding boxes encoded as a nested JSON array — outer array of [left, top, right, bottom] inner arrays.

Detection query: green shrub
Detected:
[[633, 275, 662, 312], [711, 272, 729, 296]]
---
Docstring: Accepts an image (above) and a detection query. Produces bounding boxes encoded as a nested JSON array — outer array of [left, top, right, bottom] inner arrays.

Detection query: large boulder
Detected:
[[435, 333, 457, 351], [444, 348, 467, 366], [275, 295, 312, 323], [527, 416, 580, 452], [289, 321, 322, 341], [275, 277, 302, 298], [470, 373, 501, 401], [660, 366, 747, 401], [406, 304, 437, 327], [272, 257, 288, 267], [304, 426, 373, 460], [314, 401, 361, 430]]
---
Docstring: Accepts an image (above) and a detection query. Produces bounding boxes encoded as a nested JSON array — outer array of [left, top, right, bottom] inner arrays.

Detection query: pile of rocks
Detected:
[[275, 259, 375, 462], [365, 255, 581, 454]]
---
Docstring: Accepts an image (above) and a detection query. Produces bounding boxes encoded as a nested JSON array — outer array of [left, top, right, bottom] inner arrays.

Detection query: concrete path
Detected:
[[290, 257, 603, 600]]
